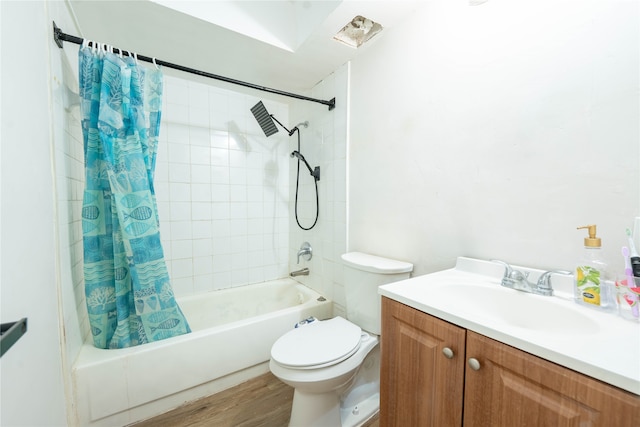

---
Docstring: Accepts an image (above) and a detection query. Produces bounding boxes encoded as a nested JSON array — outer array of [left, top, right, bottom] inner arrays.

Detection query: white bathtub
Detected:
[[72, 278, 332, 426]]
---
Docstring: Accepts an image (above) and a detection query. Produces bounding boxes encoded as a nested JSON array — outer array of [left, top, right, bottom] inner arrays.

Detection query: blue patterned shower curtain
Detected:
[[79, 45, 190, 349]]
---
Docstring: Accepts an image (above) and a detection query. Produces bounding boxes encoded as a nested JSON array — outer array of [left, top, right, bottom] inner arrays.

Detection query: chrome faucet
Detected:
[[535, 269, 573, 296], [492, 260, 532, 292], [491, 260, 571, 296], [297, 242, 312, 264]]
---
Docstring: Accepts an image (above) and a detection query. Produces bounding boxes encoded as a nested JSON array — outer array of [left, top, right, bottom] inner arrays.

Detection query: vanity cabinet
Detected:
[[380, 297, 640, 427], [380, 295, 466, 426]]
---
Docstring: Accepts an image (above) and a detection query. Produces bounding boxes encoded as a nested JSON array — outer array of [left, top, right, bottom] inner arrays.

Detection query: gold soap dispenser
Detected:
[[575, 225, 611, 310]]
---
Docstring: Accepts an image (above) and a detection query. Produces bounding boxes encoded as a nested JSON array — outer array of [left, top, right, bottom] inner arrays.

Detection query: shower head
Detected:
[[250, 101, 279, 137], [251, 101, 310, 137]]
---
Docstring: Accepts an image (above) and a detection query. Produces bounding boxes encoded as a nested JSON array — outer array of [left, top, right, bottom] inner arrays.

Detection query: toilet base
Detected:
[[340, 392, 379, 427], [289, 389, 341, 427], [287, 389, 380, 427], [286, 345, 381, 427]]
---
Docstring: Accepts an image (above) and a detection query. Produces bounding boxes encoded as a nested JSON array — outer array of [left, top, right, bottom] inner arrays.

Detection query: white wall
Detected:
[[1, 1, 70, 425], [348, 0, 639, 277]]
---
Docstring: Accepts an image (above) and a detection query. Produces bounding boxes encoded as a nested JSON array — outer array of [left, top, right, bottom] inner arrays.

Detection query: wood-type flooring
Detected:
[[131, 372, 380, 427]]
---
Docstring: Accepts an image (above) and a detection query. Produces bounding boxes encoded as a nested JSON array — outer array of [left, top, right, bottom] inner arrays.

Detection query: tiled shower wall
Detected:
[[155, 76, 291, 297], [288, 63, 349, 315]]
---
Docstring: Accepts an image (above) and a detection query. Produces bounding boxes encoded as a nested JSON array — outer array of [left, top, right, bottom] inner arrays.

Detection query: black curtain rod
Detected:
[[53, 22, 335, 111]]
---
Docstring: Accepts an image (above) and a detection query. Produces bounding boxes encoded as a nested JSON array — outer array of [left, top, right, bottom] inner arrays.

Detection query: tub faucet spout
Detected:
[[290, 268, 309, 277]]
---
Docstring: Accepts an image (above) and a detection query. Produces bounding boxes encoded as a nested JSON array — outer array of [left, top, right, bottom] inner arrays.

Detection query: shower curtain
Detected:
[[79, 45, 190, 349]]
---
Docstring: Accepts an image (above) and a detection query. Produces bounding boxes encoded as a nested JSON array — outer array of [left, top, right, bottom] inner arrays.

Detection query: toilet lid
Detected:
[[271, 317, 362, 369]]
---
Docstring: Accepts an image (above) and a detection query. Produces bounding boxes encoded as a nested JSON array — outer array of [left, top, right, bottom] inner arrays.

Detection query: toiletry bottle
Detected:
[[575, 225, 611, 310]]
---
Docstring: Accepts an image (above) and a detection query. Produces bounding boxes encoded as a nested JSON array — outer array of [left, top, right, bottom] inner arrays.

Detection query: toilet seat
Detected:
[[271, 317, 362, 370]]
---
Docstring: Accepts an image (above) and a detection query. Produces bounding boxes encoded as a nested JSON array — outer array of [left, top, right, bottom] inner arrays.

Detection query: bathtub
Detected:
[[72, 278, 332, 426]]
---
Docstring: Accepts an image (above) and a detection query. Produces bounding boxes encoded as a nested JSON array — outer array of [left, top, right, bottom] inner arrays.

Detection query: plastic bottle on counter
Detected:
[[575, 225, 613, 311]]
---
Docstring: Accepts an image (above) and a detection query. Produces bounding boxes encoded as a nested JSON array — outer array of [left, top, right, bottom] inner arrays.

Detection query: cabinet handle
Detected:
[[442, 347, 454, 359], [468, 358, 481, 371]]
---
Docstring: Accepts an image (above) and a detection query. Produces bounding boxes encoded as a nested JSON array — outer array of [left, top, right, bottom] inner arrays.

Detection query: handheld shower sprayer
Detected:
[[291, 150, 320, 181], [250, 100, 320, 230]]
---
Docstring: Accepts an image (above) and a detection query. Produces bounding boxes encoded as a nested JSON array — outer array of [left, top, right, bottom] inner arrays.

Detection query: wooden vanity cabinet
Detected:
[[380, 297, 640, 427], [380, 296, 466, 426]]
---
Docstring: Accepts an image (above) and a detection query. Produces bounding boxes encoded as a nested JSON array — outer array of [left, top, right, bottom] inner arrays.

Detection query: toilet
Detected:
[[270, 252, 413, 427]]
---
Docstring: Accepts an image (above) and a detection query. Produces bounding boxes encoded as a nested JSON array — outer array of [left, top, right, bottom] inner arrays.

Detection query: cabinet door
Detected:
[[464, 331, 640, 427], [380, 297, 466, 427]]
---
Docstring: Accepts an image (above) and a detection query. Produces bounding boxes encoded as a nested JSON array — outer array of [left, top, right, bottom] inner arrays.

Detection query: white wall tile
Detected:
[[171, 221, 193, 240], [168, 163, 190, 183], [210, 131, 229, 149], [171, 259, 193, 279], [191, 145, 211, 165], [229, 186, 247, 202], [170, 183, 191, 202], [191, 165, 211, 183], [166, 123, 190, 144], [192, 220, 212, 239], [189, 127, 210, 147], [210, 147, 229, 167], [191, 183, 212, 202], [188, 108, 209, 128], [188, 85, 209, 109], [192, 202, 212, 221], [193, 256, 213, 276], [211, 166, 230, 184], [192, 239, 213, 257], [170, 202, 191, 221], [172, 240, 193, 260], [193, 274, 214, 294], [212, 272, 231, 290], [212, 254, 231, 273], [165, 104, 189, 125], [211, 204, 229, 220], [229, 168, 247, 185], [168, 143, 190, 164], [151, 78, 290, 295], [212, 220, 231, 237]]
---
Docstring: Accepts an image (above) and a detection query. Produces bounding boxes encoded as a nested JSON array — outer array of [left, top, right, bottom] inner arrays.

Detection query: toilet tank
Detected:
[[341, 252, 413, 335]]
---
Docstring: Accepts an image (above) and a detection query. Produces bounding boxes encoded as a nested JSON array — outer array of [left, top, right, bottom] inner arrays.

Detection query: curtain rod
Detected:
[[52, 22, 336, 111]]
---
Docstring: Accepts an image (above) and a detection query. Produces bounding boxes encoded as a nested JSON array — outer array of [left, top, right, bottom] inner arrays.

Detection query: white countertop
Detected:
[[379, 257, 640, 395]]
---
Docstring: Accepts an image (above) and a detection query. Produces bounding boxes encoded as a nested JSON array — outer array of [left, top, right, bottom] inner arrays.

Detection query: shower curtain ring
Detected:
[[152, 57, 159, 70]]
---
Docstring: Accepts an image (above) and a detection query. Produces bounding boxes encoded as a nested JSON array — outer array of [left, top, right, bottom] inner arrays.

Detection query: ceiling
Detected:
[[67, 1, 422, 96]]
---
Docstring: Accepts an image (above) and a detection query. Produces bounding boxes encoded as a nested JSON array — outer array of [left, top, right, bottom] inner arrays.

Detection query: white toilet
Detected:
[[270, 252, 413, 427]]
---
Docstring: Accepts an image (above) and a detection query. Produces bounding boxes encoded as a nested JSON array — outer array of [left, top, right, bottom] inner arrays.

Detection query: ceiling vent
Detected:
[[333, 15, 383, 48]]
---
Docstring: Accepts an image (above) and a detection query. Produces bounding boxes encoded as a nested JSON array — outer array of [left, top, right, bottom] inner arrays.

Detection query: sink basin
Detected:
[[433, 283, 600, 334], [379, 257, 640, 396]]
